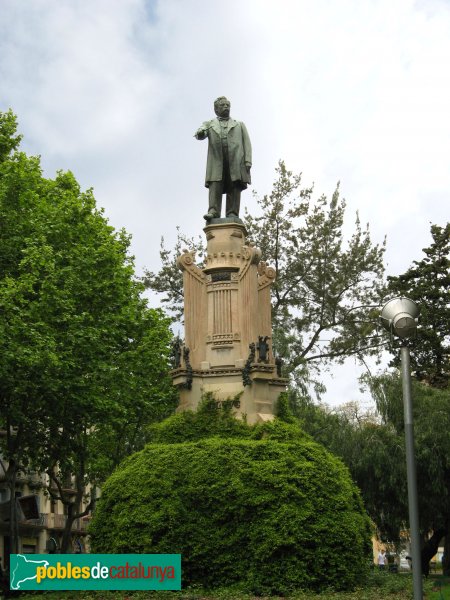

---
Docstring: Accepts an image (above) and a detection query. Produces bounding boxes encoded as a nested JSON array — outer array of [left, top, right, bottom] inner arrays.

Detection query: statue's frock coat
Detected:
[[199, 118, 252, 188]]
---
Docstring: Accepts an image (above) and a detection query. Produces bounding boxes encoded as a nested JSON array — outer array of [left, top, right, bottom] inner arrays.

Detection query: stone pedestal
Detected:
[[171, 218, 287, 424]]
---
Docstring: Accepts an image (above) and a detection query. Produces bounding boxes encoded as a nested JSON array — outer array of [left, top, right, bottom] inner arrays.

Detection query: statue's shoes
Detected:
[[204, 210, 218, 220]]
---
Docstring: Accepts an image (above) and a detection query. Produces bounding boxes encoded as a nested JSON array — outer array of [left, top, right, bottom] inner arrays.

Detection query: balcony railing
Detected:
[[19, 512, 46, 528], [14, 512, 89, 533], [44, 513, 90, 532], [0, 471, 44, 485]]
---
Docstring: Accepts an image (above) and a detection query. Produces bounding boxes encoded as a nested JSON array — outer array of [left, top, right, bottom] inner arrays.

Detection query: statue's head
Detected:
[[214, 96, 231, 118]]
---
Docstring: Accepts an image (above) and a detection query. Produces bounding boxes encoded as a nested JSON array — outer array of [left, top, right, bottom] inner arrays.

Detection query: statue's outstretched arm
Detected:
[[194, 120, 213, 140]]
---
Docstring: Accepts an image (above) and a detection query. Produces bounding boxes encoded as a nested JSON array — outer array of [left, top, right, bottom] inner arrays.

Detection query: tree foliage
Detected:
[[387, 223, 449, 388], [366, 373, 450, 574], [142, 228, 205, 322], [292, 374, 450, 575], [0, 111, 177, 552], [90, 404, 372, 594], [245, 161, 386, 390], [287, 390, 407, 542], [0, 109, 22, 161]]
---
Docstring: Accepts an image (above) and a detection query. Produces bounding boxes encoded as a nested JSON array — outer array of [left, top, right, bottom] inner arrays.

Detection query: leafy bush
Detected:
[[146, 393, 253, 444], [90, 406, 372, 594]]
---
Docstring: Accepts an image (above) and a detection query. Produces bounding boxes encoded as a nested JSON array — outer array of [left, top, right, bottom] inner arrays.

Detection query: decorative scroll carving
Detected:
[[257, 261, 276, 289], [238, 245, 262, 281], [177, 250, 207, 363], [257, 261, 276, 338], [244, 242, 262, 264], [177, 251, 206, 284]]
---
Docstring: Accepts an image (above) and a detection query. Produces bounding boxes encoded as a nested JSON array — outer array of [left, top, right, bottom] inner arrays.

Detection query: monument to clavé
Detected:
[[171, 97, 287, 423]]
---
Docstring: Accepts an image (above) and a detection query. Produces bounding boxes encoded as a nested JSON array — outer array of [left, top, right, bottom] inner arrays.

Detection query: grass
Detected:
[[427, 575, 450, 600], [14, 572, 449, 600]]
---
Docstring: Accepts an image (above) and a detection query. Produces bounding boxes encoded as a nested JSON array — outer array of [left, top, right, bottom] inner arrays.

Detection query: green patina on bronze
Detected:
[[195, 96, 252, 221]]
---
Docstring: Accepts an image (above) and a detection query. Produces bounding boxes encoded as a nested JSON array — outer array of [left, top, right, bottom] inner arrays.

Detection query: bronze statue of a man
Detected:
[[195, 97, 252, 221]]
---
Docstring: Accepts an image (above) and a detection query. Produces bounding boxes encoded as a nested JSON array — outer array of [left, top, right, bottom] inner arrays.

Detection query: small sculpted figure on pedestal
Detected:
[[194, 96, 252, 221], [170, 336, 182, 369], [257, 336, 270, 363]]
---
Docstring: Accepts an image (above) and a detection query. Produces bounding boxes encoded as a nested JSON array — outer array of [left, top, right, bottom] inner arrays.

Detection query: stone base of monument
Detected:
[[172, 364, 287, 424], [171, 219, 287, 423]]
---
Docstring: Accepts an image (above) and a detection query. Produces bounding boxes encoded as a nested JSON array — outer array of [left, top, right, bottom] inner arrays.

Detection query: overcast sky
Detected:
[[1, 0, 448, 407]]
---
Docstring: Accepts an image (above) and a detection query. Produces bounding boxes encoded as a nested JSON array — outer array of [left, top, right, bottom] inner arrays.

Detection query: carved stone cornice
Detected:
[[172, 366, 287, 384], [204, 245, 261, 272]]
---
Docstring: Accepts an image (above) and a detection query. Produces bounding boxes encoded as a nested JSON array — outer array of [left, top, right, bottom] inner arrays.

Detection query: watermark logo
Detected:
[[10, 554, 181, 591]]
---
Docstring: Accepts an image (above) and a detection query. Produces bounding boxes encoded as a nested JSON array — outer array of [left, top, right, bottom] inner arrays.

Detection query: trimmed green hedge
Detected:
[[90, 406, 371, 594]]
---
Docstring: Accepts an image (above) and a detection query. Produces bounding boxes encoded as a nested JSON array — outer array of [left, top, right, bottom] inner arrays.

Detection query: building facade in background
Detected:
[[0, 456, 90, 568]]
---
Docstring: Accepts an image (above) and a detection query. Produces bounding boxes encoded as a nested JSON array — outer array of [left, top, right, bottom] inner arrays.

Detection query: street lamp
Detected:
[[380, 297, 422, 600]]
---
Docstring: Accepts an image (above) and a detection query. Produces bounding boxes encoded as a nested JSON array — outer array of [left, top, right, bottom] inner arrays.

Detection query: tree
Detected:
[[142, 228, 205, 322], [88, 308, 178, 483], [289, 390, 408, 542], [0, 109, 22, 160], [145, 162, 386, 397], [293, 376, 450, 575], [245, 161, 386, 391], [0, 111, 177, 552], [300, 372, 450, 575], [382, 223, 450, 572], [366, 374, 450, 575], [290, 373, 450, 574], [387, 223, 449, 388], [0, 112, 60, 552]]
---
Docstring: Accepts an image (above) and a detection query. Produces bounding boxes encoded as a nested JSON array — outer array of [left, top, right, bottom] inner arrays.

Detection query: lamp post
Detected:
[[380, 297, 422, 600]]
